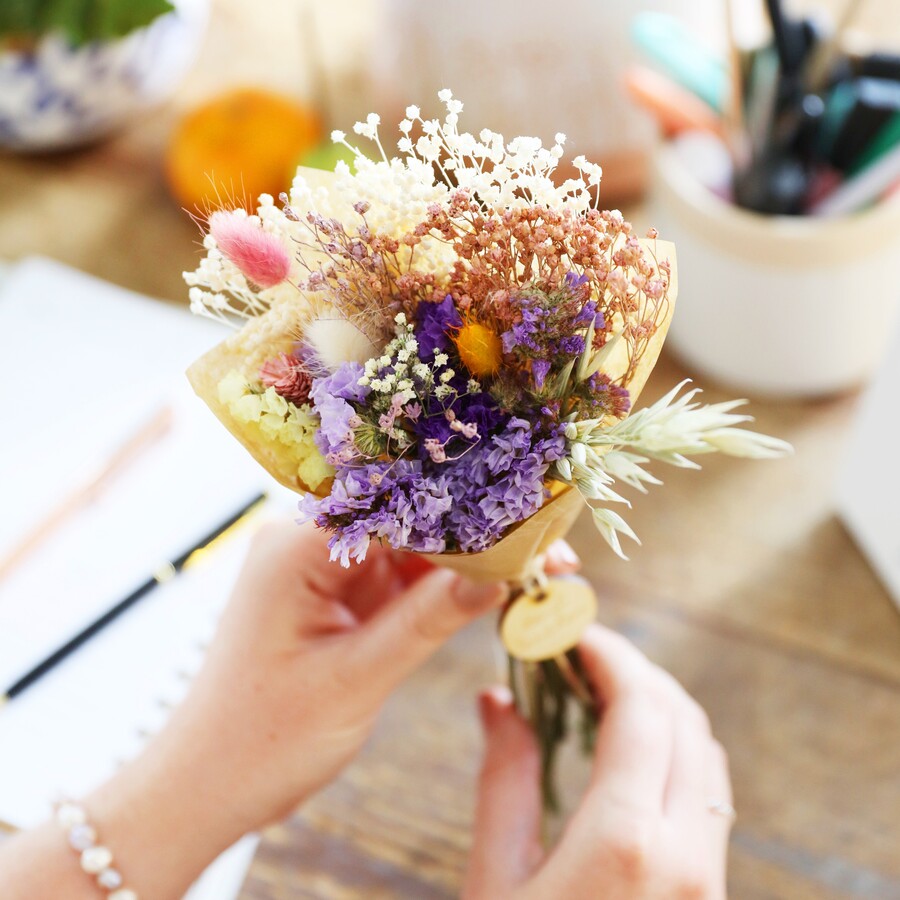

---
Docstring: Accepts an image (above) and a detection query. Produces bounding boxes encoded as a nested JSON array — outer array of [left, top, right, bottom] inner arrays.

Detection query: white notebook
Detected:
[[0, 258, 276, 898]]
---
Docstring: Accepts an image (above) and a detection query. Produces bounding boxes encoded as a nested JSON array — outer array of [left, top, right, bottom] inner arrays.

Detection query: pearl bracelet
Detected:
[[55, 801, 139, 900]]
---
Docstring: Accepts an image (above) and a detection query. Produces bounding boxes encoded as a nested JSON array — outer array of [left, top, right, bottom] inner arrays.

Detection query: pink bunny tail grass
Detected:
[[209, 210, 292, 289]]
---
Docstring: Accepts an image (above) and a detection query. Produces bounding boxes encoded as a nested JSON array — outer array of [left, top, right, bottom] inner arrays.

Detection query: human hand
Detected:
[[76, 520, 578, 898], [464, 625, 733, 900]]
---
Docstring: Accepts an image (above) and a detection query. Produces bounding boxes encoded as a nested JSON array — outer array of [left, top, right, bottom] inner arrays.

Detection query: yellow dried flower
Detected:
[[454, 321, 502, 377], [218, 370, 333, 492]]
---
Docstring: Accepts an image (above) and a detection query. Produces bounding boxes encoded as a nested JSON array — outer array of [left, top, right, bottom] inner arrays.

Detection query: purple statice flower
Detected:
[[414, 389, 505, 457], [500, 274, 605, 393], [573, 300, 604, 331], [298, 458, 451, 565], [501, 300, 545, 354], [320, 361, 370, 402], [309, 362, 370, 459], [560, 334, 586, 356], [414, 294, 462, 358], [564, 271, 605, 330], [531, 359, 551, 390], [576, 372, 631, 419], [564, 271, 590, 291], [443, 418, 566, 552], [299, 411, 565, 562]]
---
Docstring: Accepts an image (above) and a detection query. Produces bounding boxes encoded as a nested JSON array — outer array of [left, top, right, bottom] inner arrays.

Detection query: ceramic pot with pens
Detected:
[[635, 1, 900, 398], [648, 140, 900, 398]]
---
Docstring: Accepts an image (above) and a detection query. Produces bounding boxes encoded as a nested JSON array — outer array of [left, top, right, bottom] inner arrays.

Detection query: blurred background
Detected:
[[1, 1, 900, 898]]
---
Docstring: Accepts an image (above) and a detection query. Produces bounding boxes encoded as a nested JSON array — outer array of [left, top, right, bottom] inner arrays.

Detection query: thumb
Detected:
[[463, 687, 543, 900], [351, 569, 508, 696]]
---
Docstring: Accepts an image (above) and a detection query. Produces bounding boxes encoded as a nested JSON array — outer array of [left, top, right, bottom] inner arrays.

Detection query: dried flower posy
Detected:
[[185, 91, 790, 809]]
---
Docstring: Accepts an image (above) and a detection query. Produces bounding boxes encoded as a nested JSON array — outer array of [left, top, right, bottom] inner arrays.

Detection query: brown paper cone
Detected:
[[186, 166, 350, 496], [629, 239, 678, 402], [597, 239, 678, 403]]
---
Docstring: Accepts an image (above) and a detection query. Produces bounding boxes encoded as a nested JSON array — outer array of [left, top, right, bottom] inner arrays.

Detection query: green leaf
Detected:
[[582, 330, 623, 381], [88, 0, 174, 42], [575, 318, 595, 382], [41, 0, 94, 45], [0, 0, 174, 46], [551, 357, 576, 399], [0, 0, 42, 38]]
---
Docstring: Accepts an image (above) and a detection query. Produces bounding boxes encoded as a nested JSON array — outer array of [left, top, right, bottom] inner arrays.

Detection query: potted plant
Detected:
[[0, 0, 209, 152]]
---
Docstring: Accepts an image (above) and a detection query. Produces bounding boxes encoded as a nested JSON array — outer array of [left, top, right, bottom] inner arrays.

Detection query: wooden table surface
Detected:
[[2, 2, 899, 898]]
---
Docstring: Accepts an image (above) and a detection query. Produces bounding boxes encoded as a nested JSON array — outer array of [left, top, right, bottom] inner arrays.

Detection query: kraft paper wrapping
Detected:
[[186, 168, 677, 581], [187, 298, 329, 494]]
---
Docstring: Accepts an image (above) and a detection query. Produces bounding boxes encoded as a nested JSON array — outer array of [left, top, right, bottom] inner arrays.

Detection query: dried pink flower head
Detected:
[[259, 353, 312, 406], [209, 210, 291, 289]]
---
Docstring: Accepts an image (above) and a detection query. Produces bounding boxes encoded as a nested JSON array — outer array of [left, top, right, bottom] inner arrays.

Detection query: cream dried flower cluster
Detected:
[[186, 90, 605, 325]]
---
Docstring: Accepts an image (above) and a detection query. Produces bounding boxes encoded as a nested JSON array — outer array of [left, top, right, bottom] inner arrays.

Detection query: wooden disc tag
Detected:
[[501, 577, 598, 662]]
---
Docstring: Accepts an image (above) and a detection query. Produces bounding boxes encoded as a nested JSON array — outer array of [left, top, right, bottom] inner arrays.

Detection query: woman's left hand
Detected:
[[76, 521, 578, 899]]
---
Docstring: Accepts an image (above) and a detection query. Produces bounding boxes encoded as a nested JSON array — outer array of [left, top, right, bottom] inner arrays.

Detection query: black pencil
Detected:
[[1, 491, 267, 705]]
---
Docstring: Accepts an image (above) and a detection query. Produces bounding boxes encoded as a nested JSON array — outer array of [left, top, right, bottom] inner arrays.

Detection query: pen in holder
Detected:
[[632, 5, 900, 397]]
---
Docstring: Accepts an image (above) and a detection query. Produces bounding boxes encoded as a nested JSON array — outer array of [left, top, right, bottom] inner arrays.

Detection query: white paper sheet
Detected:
[[0, 390, 266, 687]]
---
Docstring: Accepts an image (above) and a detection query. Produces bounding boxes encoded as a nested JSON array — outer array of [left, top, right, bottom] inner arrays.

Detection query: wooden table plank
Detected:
[[614, 602, 900, 894]]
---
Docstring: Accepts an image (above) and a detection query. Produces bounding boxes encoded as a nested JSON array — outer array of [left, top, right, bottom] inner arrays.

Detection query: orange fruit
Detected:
[[166, 88, 322, 213]]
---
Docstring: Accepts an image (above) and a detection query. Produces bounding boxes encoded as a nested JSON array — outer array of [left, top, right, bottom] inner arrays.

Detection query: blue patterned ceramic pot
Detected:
[[0, 0, 208, 152]]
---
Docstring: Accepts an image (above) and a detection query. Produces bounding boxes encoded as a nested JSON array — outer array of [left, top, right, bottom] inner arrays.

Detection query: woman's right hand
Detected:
[[464, 624, 733, 900]]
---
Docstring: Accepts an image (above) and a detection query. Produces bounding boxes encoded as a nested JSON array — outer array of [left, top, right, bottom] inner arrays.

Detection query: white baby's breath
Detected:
[[299, 89, 607, 233], [186, 90, 612, 326]]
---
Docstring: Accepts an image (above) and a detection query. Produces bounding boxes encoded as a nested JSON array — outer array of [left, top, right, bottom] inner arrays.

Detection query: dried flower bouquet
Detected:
[[185, 92, 790, 808]]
